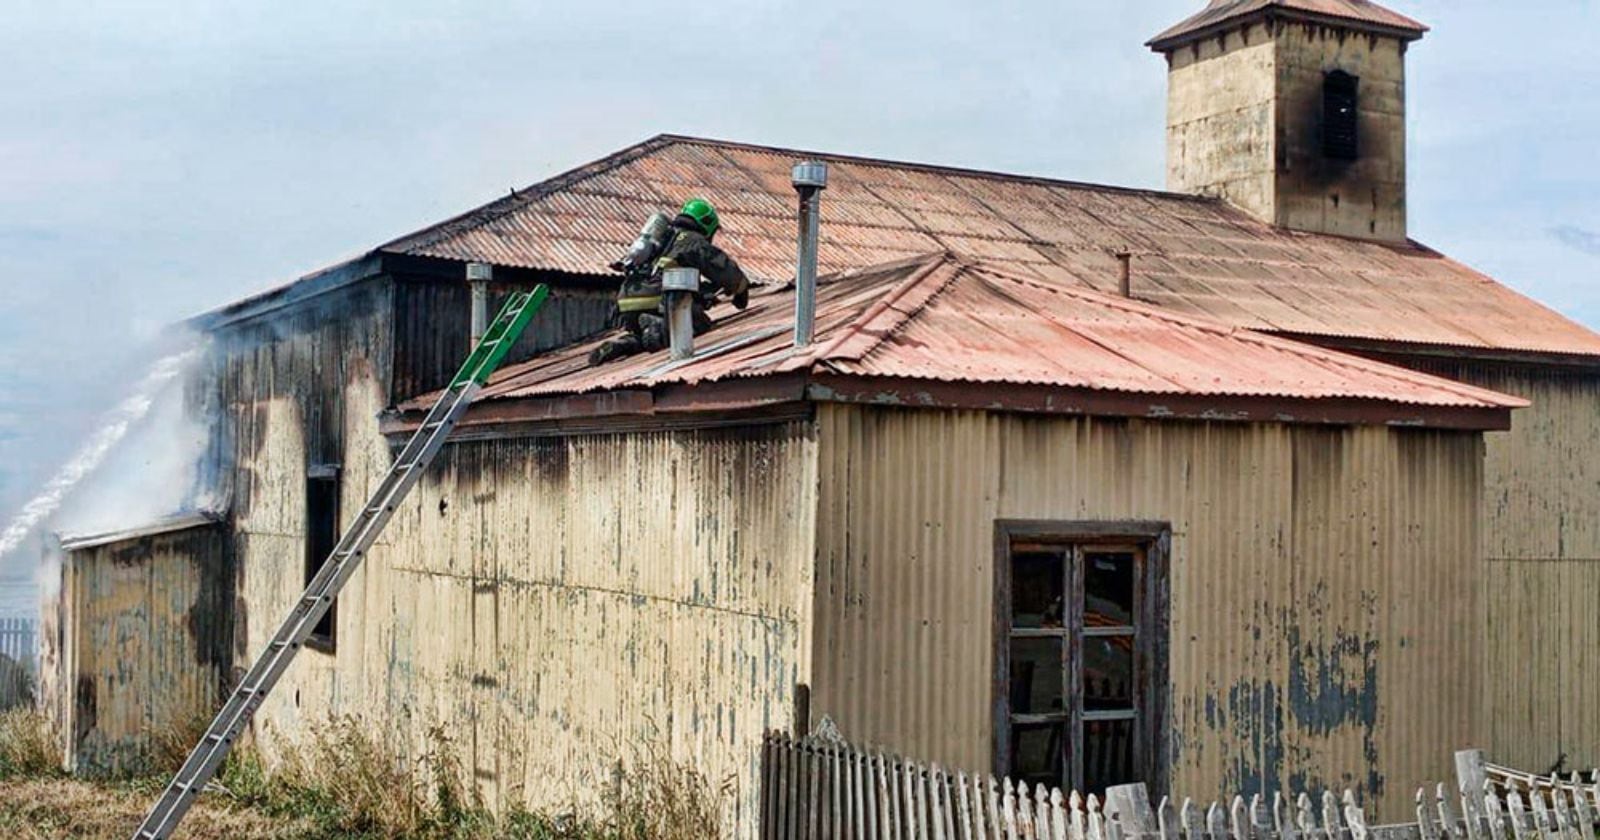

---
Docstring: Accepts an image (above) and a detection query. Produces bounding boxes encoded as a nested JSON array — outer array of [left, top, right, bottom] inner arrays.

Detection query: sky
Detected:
[[1, 1, 1597, 610]]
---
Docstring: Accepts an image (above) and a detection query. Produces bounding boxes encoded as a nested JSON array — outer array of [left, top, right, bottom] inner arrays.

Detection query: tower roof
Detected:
[[1147, 0, 1427, 51]]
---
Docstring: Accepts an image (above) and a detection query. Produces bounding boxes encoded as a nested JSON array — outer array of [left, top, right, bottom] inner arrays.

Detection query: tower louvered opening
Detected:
[[1323, 70, 1360, 160]]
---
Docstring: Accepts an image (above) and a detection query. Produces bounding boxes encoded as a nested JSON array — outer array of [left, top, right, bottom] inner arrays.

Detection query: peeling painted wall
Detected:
[[233, 406, 817, 835], [809, 405, 1482, 820], [54, 523, 232, 776]]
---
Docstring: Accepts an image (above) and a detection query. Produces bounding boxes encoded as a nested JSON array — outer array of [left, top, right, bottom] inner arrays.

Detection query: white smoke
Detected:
[[0, 339, 209, 572]]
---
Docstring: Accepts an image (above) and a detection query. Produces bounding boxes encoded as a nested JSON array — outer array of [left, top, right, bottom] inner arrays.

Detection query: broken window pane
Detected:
[[1082, 635, 1134, 711], [1082, 717, 1138, 794], [1084, 550, 1134, 628], [1010, 722, 1064, 788], [1009, 636, 1064, 715], [1012, 549, 1065, 628]]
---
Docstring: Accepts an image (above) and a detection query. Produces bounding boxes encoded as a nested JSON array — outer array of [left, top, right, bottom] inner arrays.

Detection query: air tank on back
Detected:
[[609, 211, 673, 275]]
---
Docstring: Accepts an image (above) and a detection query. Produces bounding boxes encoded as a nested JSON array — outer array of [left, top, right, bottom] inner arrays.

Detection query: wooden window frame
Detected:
[[305, 463, 341, 652], [992, 519, 1171, 796]]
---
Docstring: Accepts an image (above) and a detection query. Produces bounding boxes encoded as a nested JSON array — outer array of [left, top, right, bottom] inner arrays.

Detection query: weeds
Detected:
[[595, 737, 729, 840], [0, 708, 59, 779], [1, 712, 730, 839]]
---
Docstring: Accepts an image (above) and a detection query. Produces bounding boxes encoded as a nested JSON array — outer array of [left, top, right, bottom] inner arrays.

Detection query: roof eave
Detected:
[[805, 374, 1510, 431], [384, 372, 1514, 437], [57, 511, 226, 552], [1147, 8, 1427, 53]]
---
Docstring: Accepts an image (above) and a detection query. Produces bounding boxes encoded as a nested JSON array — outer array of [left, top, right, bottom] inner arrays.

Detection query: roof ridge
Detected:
[[657, 133, 1220, 204], [806, 251, 965, 367], [376, 134, 680, 256], [966, 260, 1526, 408]]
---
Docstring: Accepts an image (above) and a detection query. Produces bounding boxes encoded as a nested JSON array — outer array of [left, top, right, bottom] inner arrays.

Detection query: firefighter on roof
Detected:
[[589, 198, 751, 366]]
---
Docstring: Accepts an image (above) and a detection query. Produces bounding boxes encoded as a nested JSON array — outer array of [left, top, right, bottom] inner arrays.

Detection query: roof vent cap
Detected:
[[791, 161, 828, 190]]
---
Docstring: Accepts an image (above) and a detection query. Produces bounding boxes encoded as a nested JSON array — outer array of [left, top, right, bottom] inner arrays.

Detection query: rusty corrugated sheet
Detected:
[[809, 403, 1482, 821], [1146, 0, 1428, 50], [448, 253, 1523, 415], [375, 134, 1600, 357]]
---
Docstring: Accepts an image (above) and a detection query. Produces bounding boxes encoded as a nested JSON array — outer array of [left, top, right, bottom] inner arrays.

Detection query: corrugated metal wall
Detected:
[[217, 278, 394, 763], [809, 404, 1483, 820], [1399, 361, 1600, 774], [235, 411, 817, 835], [57, 524, 232, 776], [390, 278, 614, 399]]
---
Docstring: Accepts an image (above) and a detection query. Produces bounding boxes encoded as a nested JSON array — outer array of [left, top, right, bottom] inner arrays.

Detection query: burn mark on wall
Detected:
[[73, 674, 97, 746]]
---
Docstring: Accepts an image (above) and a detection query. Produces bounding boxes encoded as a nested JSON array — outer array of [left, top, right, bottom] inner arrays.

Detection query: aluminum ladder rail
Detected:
[[131, 286, 548, 840]]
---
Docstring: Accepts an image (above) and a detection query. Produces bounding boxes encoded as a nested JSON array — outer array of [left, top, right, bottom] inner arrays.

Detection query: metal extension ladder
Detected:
[[131, 286, 549, 840]]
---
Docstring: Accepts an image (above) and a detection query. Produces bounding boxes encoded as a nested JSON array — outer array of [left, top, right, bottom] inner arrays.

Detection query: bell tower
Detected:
[[1148, 1, 1427, 242]]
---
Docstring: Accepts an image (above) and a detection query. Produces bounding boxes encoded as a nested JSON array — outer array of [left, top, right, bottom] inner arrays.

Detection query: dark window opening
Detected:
[[1323, 70, 1359, 160], [305, 465, 341, 648], [994, 522, 1169, 797]]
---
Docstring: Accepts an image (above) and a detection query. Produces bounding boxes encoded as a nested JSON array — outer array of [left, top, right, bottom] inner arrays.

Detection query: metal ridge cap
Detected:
[[657, 133, 1222, 205]]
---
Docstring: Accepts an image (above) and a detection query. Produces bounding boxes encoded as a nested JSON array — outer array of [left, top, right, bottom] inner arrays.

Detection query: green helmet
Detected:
[[679, 197, 720, 237]]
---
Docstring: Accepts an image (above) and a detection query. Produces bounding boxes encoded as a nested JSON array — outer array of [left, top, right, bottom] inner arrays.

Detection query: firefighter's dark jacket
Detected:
[[616, 216, 751, 313]]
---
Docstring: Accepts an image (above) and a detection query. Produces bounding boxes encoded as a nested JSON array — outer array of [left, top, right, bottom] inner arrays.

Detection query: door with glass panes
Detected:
[[993, 522, 1168, 796]]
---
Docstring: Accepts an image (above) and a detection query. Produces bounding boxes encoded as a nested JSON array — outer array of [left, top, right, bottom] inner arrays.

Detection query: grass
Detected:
[[0, 707, 59, 779], [0, 708, 729, 839]]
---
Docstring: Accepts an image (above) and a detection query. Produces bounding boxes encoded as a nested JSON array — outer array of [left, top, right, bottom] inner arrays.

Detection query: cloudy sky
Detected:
[[1, 0, 1597, 602]]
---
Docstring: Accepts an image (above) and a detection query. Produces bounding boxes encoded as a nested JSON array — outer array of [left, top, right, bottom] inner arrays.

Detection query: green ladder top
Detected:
[[450, 285, 549, 389]]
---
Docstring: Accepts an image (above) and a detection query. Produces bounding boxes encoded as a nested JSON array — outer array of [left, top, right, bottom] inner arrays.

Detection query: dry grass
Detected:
[[593, 737, 730, 840], [0, 708, 58, 779], [0, 711, 730, 839], [0, 777, 309, 840], [146, 707, 214, 775]]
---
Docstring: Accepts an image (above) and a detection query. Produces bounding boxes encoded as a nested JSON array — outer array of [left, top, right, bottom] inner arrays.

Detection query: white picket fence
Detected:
[[0, 616, 34, 711], [760, 731, 1600, 840], [1427, 752, 1600, 840]]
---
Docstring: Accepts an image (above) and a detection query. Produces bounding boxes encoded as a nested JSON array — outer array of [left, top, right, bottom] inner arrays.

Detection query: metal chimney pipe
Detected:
[[1115, 252, 1132, 298], [791, 161, 828, 348], [661, 266, 701, 361], [466, 262, 492, 350]]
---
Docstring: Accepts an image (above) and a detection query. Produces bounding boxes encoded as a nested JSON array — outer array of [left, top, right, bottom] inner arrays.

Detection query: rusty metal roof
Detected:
[[408, 253, 1523, 430], [1147, 0, 1428, 50], [378, 135, 1600, 359]]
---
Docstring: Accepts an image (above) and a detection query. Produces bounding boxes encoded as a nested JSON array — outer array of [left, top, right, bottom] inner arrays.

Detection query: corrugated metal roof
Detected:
[[446, 252, 1523, 418], [57, 511, 224, 552], [1147, 0, 1428, 50], [378, 135, 1600, 358]]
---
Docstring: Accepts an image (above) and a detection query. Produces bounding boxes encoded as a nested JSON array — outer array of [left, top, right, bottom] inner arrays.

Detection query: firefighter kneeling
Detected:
[[589, 197, 751, 366]]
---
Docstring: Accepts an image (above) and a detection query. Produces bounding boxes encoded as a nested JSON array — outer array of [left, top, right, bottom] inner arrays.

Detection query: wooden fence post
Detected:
[[1106, 783, 1157, 839]]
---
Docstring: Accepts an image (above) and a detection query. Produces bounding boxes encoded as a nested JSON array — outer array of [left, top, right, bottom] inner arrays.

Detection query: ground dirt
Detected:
[[0, 777, 311, 840]]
